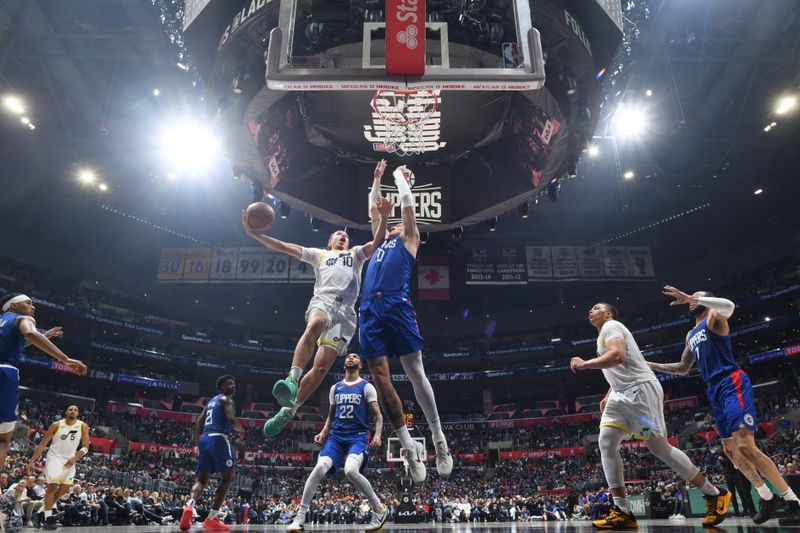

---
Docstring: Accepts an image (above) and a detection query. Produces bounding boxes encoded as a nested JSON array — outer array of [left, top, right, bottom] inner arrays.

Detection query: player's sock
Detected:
[[781, 488, 799, 502], [186, 499, 195, 507], [298, 504, 309, 518], [290, 398, 304, 415], [613, 496, 631, 515], [756, 483, 774, 500], [289, 366, 303, 382], [207, 509, 219, 521], [44, 510, 52, 519], [395, 425, 416, 450], [699, 480, 720, 496]]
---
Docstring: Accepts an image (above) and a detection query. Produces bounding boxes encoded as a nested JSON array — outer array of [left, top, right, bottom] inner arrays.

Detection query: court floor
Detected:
[[73, 516, 799, 532]]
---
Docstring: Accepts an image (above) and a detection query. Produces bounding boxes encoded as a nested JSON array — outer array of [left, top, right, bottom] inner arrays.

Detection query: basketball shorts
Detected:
[[600, 380, 667, 440], [708, 369, 757, 439], [45, 454, 76, 485], [306, 296, 357, 357], [0, 366, 19, 433], [196, 433, 235, 473], [319, 432, 370, 474], [359, 295, 424, 360]]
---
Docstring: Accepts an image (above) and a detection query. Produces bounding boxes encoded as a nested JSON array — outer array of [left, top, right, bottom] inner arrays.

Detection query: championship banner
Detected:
[[551, 246, 579, 279], [524, 246, 553, 280], [465, 246, 527, 285], [576, 246, 605, 278], [418, 255, 450, 300], [521, 245, 657, 281]]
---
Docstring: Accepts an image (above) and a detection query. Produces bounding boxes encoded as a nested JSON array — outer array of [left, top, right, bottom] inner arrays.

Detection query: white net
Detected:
[[370, 90, 439, 156]]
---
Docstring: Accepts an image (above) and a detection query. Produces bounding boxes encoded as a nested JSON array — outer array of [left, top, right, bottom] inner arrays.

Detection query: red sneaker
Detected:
[[202, 517, 230, 531], [179, 505, 193, 531]]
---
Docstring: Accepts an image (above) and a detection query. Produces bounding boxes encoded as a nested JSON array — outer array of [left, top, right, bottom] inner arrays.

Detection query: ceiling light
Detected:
[[20, 117, 30, 125], [153, 88, 160, 96], [550, 338, 561, 343], [159, 120, 222, 171], [99, 183, 108, 192], [623, 170, 635, 179], [645, 89, 653, 97], [613, 104, 648, 137], [487, 217, 498, 232], [518, 203, 529, 219], [176, 62, 189, 70], [78, 169, 97, 184], [167, 172, 177, 180], [754, 188, 763, 195], [28, 123, 35, 130], [764, 316, 771, 322], [279, 202, 290, 219], [587, 145, 599, 157], [3, 96, 25, 115], [776, 95, 797, 115]]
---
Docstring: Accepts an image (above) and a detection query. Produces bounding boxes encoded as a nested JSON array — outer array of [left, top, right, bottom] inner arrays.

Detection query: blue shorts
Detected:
[[319, 432, 370, 474], [708, 369, 756, 439], [0, 366, 19, 428], [196, 434, 235, 473], [359, 295, 424, 360]]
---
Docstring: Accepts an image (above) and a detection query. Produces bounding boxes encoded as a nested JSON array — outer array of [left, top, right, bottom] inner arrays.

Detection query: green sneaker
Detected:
[[272, 376, 299, 408], [263, 407, 294, 438]]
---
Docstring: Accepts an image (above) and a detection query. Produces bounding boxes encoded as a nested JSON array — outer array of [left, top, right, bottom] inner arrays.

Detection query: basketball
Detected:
[[245, 202, 275, 231]]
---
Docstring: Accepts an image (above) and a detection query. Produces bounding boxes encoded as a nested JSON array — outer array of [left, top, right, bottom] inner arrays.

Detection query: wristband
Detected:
[[79, 447, 89, 455]]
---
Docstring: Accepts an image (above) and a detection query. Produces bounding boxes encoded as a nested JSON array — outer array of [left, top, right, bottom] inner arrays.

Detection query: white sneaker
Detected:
[[365, 505, 388, 532], [401, 440, 427, 485], [287, 517, 304, 532], [434, 441, 453, 477]]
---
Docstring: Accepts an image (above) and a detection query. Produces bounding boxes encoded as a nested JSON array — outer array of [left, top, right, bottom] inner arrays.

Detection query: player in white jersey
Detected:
[[570, 303, 730, 529], [26, 405, 90, 530], [243, 195, 393, 438]]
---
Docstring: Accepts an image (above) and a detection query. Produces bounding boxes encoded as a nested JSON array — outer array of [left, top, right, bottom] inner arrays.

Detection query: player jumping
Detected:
[[570, 302, 730, 529], [648, 287, 800, 525], [287, 353, 387, 533], [0, 293, 85, 468], [180, 375, 245, 532], [26, 405, 91, 531], [244, 196, 392, 438], [361, 162, 453, 484]]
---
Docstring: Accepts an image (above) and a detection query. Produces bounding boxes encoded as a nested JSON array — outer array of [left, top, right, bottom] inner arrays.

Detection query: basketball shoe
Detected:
[[592, 506, 637, 529], [179, 505, 193, 531], [401, 441, 426, 485], [272, 376, 298, 408], [753, 495, 783, 524], [287, 516, 304, 532], [702, 488, 731, 527], [202, 516, 229, 531], [434, 441, 453, 477], [365, 504, 389, 532]]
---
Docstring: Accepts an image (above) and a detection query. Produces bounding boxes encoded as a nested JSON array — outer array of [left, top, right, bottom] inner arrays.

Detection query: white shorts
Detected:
[[600, 380, 667, 440], [306, 296, 357, 357], [45, 455, 76, 485]]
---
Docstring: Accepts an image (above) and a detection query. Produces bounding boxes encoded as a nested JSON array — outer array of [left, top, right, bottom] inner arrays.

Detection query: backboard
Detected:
[[387, 436, 426, 463], [266, 0, 545, 91]]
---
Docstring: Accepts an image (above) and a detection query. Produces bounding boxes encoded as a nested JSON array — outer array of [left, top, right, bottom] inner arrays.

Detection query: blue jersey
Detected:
[[201, 394, 232, 437], [361, 236, 416, 301], [0, 312, 24, 368], [331, 379, 372, 435], [687, 318, 739, 383]]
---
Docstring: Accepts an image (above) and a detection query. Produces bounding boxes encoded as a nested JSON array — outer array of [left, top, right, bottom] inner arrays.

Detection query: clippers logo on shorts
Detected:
[[743, 414, 754, 426], [385, 0, 425, 75]]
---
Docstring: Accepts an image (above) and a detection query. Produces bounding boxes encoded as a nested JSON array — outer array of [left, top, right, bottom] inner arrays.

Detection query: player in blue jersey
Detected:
[[180, 375, 245, 532], [0, 293, 85, 469], [287, 353, 386, 533], [360, 163, 452, 485], [648, 286, 800, 525]]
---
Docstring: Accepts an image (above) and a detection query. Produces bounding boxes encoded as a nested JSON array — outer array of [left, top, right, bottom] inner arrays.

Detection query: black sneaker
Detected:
[[753, 495, 784, 524], [42, 516, 59, 531], [779, 499, 800, 526]]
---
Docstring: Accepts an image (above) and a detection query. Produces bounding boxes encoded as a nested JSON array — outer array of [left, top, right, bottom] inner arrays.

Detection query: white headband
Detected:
[[2, 294, 30, 312]]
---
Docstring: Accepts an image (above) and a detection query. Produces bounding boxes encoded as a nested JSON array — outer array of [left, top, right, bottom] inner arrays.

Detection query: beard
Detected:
[[689, 305, 707, 318]]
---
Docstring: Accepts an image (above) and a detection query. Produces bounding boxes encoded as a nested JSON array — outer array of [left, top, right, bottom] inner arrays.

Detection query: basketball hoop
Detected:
[[370, 89, 439, 156]]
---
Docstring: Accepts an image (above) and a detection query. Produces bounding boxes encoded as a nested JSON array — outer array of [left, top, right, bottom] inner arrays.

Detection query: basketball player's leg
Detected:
[[290, 456, 333, 531], [343, 447, 388, 532], [0, 429, 11, 469], [0, 367, 19, 467], [273, 307, 330, 407], [732, 429, 799, 501]]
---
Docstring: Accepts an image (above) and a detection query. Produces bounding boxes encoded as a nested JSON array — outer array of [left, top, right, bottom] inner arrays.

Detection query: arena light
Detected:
[[310, 216, 320, 232], [28, 123, 35, 130], [613, 104, 648, 138], [587, 145, 600, 157], [176, 62, 189, 71], [20, 116, 30, 125], [775, 95, 797, 115], [754, 188, 763, 195], [159, 120, 222, 172], [623, 170, 635, 180], [99, 183, 109, 192], [3, 96, 25, 115], [518, 203, 529, 219], [78, 169, 97, 184], [487, 217, 498, 232], [451, 226, 463, 242], [279, 202, 290, 219], [645, 89, 653, 97], [153, 88, 160, 96]]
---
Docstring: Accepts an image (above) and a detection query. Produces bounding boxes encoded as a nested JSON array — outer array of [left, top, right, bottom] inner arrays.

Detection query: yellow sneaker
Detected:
[[593, 506, 638, 529], [702, 488, 731, 527]]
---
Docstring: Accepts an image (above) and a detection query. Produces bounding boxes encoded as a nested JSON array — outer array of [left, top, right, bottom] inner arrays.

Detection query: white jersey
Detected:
[[596, 320, 657, 392], [301, 246, 367, 311], [46, 419, 84, 459]]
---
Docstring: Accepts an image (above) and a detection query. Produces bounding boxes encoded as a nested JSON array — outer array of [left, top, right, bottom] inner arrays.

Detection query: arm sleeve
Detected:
[[329, 385, 336, 405], [364, 383, 378, 403], [300, 247, 324, 265], [601, 321, 625, 344], [698, 296, 735, 319]]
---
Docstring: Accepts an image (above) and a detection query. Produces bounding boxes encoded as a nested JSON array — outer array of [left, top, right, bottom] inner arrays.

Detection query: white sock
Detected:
[[186, 499, 195, 507], [756, 483, 774, 500], [614, 496, 631, 514], [700, 480, 720, 496], [290, 399, 303, 415], [207, 509, 219, 520], [781, 488, 800, 502], [290, 366, 303, 382], [44, 510, 52, 519], [395, 425, 415, 450]]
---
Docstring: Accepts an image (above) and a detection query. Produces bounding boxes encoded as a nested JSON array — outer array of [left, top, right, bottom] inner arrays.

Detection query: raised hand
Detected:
[[376, 197, 395, 218], [44, 327, 63, 339], [374, 159, 387, 180], [241, 210, 257, 236], [65, 358, 87, 375], [662, 285, 696, 306]]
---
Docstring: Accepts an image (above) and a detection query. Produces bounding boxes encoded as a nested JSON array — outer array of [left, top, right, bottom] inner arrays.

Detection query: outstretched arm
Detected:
[[361, 197, 393, 258], [242, 210, 302, 259], [17, 318, 85, 374], [648, 344, 695, 375], [369, 160, 387, 237], [662, 285, 734, 335]]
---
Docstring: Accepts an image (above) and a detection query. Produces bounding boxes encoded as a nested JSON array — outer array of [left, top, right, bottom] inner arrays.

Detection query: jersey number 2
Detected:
[[204, 409, 213, 426]]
